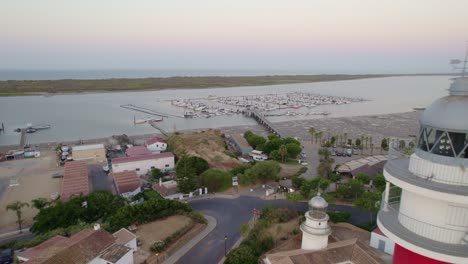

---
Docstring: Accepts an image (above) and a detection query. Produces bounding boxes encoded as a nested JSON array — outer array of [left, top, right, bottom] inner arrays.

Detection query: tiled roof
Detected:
[[126, 146, 152, 157], [17, 236, 68, 261], [113, 171, 141, 194], [372, 227, 386, 237], [24, 229, 116, 264], [112, 152, 174, 164], [146, 136, 166, 146], [99, 244, 132, 263], [113, 228, 137, 246], [152, 182, 178, 197], [60, 161, 89, 202]]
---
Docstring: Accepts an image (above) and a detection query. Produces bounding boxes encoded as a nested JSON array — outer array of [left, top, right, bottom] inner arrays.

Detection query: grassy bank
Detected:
[[0, 74, 389, 95]]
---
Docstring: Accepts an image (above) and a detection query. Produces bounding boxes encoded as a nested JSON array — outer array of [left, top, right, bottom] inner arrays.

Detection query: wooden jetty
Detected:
[[245, 110, 288, 138], [19, 129, 26, 148], [120, 104, 184, 118], [148, 120, 169, 137]]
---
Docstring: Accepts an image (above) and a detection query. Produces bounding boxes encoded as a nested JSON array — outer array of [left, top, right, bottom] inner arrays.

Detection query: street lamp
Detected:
[[224, 235, 228, 256]]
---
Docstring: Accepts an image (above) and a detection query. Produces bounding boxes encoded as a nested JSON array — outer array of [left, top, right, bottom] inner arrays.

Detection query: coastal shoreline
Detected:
[[0, 111, 421, 152]]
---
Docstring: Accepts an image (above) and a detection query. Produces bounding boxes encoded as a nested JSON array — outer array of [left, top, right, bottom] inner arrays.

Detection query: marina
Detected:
[[169, 92, 364, 118], [0, 76, 451, 146]]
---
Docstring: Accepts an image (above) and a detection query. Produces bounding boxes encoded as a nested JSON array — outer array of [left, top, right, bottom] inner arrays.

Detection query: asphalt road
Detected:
[[178, 196, 369, 264]]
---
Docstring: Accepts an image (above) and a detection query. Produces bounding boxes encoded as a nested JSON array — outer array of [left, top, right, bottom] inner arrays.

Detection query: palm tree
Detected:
[[364, 136, 369, 150], [278, 145, 288, 163], [31, 198, 49, 211], [6, 201, 29, 233], [317, 131, 323, 146], [308, 127, 316, 144], [343, 133, 348, 146], [370, 136, 373, 155]]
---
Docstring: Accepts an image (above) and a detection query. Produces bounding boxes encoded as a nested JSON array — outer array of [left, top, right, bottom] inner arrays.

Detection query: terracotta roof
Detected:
[[113, 171, 141, 194], [126, 146, 152, 157], [146, 136, 166, 146], [17, 236, 68, 261], [99, 244, 132, 263], [113, 228, 137, 246], [372, 227, 386, 237], [24, 229, 116, 264], [60, 161, 89, 202], [152, 181, 178, 197], [112, 152, 174, 164]]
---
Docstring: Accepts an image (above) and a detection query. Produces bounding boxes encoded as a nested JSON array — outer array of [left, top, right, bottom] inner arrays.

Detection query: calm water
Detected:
[[0, 76, 450, 146]]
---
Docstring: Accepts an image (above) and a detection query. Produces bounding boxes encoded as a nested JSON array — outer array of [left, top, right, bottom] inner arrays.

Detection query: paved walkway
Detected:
[[163, 215, 217, 264]]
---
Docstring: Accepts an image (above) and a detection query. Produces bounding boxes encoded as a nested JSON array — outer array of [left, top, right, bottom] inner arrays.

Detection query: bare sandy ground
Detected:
[[135, 214, 192, 252], [0, 151, 62, 232]]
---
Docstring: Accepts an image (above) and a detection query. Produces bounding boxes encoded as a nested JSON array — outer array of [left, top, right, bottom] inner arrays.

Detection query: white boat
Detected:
[[147, 117, 163, 122]]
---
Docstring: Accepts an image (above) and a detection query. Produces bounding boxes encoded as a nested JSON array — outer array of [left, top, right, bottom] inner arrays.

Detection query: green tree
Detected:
[[188, 156, 209, 175], [381, 138, 388, 153], [244, 161, 281, 183], [31, 198, 50, 211], [355, 138, 361, 147], [6, 201, 29, 233], [330, 173, 342, 191], [348, 179, 365, 199], [356, 173, 370, 184], [286, 192, 303, 202], [199, 169, 231, 192], [245, 133, 266, 149], [291, 176, 305, 189], [373, 173, 386, 193], [175, 155, 198, 193], [354, 191, 381, 224], [225, 245, 258, 264], [278, 145, 288, 162], [308, 127, 316, 144], [285, 143, 301, 159], [399, 140, 406, 150], [149, 168, 163, 183], [262, 138, 283, 155]]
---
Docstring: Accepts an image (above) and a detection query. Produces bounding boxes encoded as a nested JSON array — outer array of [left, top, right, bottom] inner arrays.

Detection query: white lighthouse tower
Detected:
[[301, 193, 332, 250], [377, 59, 468, 263]]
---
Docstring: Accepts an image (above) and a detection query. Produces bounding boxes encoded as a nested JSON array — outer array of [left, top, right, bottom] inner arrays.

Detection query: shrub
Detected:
[[328, 211, 351, 223], [199, 169, 232, 192]]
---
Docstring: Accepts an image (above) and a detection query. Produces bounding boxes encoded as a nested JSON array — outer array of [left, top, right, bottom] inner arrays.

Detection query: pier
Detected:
[[19, 129, 26, 148], [148, 121, 169, 137], [245, 110, 288, 138], [121, 104, 184, 118]]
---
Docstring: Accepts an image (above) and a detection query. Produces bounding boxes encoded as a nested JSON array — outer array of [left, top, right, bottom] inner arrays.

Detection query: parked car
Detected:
[[300, 162, 308, 166], [346, 148, 353, 157], [0, 248, 13, 264]]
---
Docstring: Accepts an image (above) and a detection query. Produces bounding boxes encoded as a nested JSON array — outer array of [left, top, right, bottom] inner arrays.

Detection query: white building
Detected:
[[370, 227, 395, 255], [300, 194, 332, 250], [113, 228, 138, 252], [145, 136, 167, 153], [112, 152, 174, 176], [377, 76, 468, 263]]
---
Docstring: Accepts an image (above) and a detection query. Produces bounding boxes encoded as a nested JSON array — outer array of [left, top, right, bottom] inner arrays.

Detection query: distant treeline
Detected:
[[0, 74, 391, 95]]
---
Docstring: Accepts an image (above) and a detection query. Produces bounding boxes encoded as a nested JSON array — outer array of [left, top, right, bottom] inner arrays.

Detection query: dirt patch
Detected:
[[135, 215, 192, 252], [278, 164, 302, 178], [0, 151, 62, 232], [267, 216, 301, 242], [167, 129, 241, 171]]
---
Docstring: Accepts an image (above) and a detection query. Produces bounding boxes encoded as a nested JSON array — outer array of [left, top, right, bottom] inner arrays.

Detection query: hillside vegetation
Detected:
[[167, 129, 241, 171], [0, 74, 388, 95]]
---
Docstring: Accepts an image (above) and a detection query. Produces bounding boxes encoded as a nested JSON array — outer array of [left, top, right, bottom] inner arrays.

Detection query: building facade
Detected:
[[112, 152, 175, 176], [377, 76, 468, 263], [145, 136, 167, 153]]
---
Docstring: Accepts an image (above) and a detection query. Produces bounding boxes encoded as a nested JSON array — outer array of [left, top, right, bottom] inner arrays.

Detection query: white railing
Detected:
[[379, 200, 468, 256]]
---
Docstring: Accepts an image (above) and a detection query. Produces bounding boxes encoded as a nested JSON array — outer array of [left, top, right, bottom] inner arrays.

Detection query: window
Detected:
[[165, 164, 169, 168], [136, 168, 140, 171], [151, 166, 155, 169]]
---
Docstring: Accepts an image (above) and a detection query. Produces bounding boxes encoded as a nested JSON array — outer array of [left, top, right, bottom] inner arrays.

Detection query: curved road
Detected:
[[178, 196, 369, 264]]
